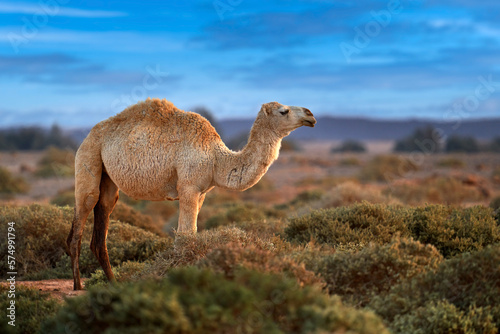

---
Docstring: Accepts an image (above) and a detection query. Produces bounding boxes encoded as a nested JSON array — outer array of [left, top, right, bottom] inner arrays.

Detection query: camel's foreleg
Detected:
[[177, 186, 201, 233]]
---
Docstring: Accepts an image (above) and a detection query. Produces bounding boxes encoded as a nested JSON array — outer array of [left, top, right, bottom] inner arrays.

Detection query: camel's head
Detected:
[[260, 102, 316, 135]]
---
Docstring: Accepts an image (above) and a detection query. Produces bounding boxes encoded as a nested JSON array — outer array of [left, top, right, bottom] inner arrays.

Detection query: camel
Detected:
[[66, 98, 316, 290]]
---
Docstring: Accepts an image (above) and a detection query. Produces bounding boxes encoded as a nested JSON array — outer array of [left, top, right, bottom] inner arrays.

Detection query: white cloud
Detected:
[[0, 2, 126, 18]]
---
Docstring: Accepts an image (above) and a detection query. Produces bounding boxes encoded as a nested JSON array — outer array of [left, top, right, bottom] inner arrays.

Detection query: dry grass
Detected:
[[359, 155, 419, 182], [384, 176, 486, 205]]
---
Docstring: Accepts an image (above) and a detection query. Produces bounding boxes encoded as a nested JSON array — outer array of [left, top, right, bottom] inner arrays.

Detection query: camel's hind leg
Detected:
[[90, 172, 119, 283], [67, 137, 103, 290]]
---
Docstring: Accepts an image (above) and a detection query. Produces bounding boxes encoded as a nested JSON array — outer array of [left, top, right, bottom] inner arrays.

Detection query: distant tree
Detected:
[[488, 137, 500, 152], [0, 124, 77, 151], [332, 140, 366, 153], [394, 126, 442, 153], [445, 135, 480, 153], [192, 106, 224, 139]]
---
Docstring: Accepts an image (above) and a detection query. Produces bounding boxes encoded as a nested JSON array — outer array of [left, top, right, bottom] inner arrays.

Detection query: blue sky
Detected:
[[1, 0, 500, 127]]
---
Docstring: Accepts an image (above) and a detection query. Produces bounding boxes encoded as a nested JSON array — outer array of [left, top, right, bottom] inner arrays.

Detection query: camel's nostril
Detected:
[[303, 108, 313, 116]]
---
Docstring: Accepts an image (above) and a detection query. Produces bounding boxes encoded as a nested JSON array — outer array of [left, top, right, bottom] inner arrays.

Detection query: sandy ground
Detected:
[[0, 279, 86, 302]]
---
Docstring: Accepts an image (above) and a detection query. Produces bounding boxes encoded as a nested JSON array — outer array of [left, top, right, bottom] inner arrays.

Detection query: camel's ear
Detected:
[[261, 102, 280, 116]]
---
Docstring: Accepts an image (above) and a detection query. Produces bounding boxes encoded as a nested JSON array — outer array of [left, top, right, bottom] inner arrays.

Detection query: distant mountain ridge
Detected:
[[220, 116, 500, 141], [67, 116, 500, 144]]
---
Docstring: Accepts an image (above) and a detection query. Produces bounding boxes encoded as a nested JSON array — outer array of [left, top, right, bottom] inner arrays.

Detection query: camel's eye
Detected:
[[280, 109, 289, 115]]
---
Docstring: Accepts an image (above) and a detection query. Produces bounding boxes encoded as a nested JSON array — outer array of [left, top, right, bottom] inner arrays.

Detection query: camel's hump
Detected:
[[105, 98, 221, 143]]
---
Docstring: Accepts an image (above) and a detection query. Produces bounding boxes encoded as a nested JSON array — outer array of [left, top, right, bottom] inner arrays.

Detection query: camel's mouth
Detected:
[[302, 119, 316, 127]]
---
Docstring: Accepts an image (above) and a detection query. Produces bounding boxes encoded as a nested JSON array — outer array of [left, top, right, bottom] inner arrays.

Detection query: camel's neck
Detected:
[[214, 116, 283, 191]]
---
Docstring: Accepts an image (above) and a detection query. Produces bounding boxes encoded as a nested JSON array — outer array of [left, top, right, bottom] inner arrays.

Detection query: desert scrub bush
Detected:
[[445, 135, 480, 153], [288, 183, 394, 215], [332, 140, 366, 153], [384, 176, 484, 205], [110, 201, 166, 236], [320, 181, 391, 208], [394, 126, 442, 152], [0, 204, 76, 277], [409, 205, 500, 258], [358, 154, 418, 182], [66, 221, 172, 277], [0, 204, 172, 279], [42, 267, 389, 334], [0, 285, 60, 334], [493, 167, 500, 184], [490, 196, 500, 223], [436, 156, 466, 168], [0, 166, 29, 196], [285, 202, 412, 246], [204, 202, 286, 230], [318, 238, 443, 307], [369, 244, 500, 330], [224, 218, 288, 239], [390, 300, 498, 334], [85, 261, 148, 288], [339, 156, 362, 166], [197, 242, 324, 288], [49, 195, 167, 237], [140, 227, 274, 278], [35, 146, 75, 178], [50, 188, 75, 206], [288, 189, 324, 207]]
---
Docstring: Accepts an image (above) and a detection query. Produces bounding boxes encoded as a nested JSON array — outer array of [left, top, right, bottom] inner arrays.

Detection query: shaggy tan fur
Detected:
[[67, 98, 316, 290]]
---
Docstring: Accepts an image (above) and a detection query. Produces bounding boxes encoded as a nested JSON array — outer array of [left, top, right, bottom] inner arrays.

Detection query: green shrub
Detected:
[[0, 204, 76, 277], [0, 124, 77, 151], [0, 204, 172, 279], [285, 202, 412, 246], [491, 196, 500, 224], [42, 267, 389, 334], [489, 136, 500, 152], [436, 157, 466, 168], [369, 244, 500, 329], [390, 300, 498, 334], [493, 167, 500, 184], [332, 140, 366, 153], [35, 147, 75, 178], [85, 261, 148, 288], [339, 156, 362, 166], [358, 155, 418, 182], [0, 166, 29, 195], [110, 202, 166, 236], [409, 205, 500, 258], [50, 188, 75, 206], [49, 196, 168, 237], [0, 285, 60, 334], [446, 135, 480, 153], [140, 227, 273, 278], [285, 203, 499, 258], [197, 242, 324, 288], [63, 221, 171, 277], [288, 189, 324, 207], [394, 126, 443, 153], [318, 238, 443, 307], [205, 202, 286, 230], [394, 125, 443, 154]]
